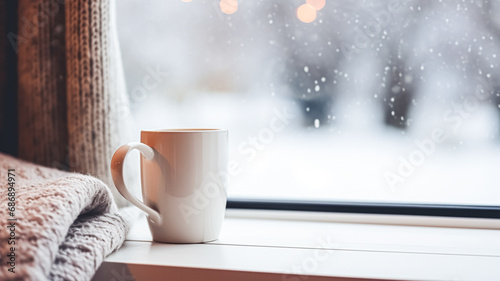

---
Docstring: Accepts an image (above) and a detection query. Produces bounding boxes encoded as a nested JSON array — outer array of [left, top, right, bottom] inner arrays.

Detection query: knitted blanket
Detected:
[[0, 153, 137, 281]]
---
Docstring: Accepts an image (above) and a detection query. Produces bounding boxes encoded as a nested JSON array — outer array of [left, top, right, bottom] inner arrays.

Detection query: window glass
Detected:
[[117, 0, 500, 205]]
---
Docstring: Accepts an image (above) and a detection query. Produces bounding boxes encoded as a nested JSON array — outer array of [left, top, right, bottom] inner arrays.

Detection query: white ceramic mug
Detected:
[[111, 129, 228, 243]]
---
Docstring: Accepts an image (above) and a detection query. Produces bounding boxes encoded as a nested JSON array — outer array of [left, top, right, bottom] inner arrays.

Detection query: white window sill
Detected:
[[93, 210, 500, 281]]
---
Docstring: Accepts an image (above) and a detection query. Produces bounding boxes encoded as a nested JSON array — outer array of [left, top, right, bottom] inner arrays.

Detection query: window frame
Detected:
[[227, 198, 500, 219]]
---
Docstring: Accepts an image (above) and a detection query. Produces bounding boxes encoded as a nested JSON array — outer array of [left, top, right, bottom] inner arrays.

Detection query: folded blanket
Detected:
[[0, 152, 138, 281]]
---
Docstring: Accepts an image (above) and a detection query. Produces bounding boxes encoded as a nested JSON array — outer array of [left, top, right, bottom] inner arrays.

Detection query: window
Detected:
[[116, 0, 500, 214]]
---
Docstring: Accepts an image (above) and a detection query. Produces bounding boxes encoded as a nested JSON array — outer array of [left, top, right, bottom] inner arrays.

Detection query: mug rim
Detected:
[[141, 128, 227, 133]]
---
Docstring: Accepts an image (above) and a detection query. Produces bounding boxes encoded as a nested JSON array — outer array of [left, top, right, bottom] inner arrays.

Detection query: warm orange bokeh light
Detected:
[[220, 0, 238, 15], [297, 4, 317, 23], [306, 0, 325, 10]]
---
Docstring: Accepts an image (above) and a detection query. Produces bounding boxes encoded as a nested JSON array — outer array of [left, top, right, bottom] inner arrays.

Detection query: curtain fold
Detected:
[[18, 0, 68, 168], [0, 1, 6, 149], [17, 0, 132, 207], [0, 0, 19, 156]]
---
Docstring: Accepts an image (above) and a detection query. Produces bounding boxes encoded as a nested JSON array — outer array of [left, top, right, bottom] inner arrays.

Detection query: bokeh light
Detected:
[[220, 0, 238, 15], [306, 0, 325, 10], [296, 4, 317, 23]]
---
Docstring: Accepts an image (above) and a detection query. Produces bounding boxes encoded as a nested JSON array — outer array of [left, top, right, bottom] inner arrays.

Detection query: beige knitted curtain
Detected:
[[17, 0, 132, 206]]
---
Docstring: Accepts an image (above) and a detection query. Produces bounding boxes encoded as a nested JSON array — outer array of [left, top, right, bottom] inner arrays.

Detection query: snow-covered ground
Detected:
[[117, 0, 500, 206], [131, 92, 500, 205]]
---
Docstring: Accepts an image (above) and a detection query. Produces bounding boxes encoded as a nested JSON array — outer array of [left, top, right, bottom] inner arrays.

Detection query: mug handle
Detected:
[[111, 142, 162, 225]]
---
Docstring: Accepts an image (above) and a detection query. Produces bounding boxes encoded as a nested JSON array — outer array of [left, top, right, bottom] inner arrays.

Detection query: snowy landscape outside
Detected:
[[116, 0, 500, 205]]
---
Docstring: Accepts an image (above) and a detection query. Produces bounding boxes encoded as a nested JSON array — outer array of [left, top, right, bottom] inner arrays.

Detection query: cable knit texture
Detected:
[[17, 0, 133, 207], [0, 153, 138, 281]]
